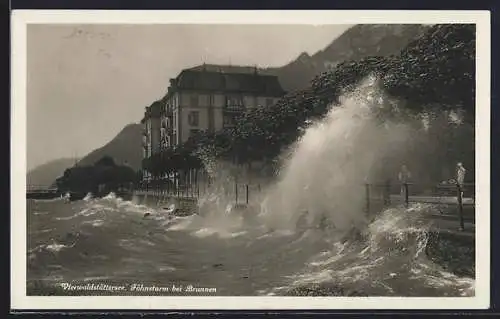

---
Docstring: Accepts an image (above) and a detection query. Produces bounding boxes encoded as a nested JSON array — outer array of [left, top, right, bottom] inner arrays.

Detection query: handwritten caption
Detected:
[[58, 282, 217, 293]]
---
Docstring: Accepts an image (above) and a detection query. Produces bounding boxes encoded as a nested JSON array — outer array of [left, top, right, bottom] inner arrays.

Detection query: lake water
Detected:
[[27, 194, 474, 297]]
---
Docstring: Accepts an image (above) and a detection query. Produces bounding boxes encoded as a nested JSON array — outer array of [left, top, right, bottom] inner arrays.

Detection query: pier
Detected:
[[26, 185, 60, 200]]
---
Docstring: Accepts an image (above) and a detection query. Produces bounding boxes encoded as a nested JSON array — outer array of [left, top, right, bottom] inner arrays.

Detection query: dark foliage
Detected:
[[144, 24, 475, 179], [56, 156, 137, 194], [264, 24, 429, 92]]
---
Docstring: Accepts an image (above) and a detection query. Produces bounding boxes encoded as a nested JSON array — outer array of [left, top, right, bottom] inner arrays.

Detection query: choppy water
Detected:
[[27, 194, 474, 297]]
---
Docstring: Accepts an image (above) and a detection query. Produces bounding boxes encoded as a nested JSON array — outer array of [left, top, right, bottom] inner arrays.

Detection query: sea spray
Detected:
[[257, 77, 417, 233], [189, 77, 427, 235]]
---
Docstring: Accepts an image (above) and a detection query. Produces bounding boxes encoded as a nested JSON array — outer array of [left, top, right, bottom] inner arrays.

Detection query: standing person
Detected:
[[456, 162, 466, 196], [398, 164, 412, 198]]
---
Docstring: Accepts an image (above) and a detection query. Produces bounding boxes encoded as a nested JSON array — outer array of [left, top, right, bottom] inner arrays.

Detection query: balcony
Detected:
[[224, 104, 245, 113], [142, 128, 149, 136]]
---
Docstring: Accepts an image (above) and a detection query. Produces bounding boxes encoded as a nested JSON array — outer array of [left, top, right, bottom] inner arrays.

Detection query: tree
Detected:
[[94, 156, 116, 167], [55, 156, 136, 195], [142, 24, 475, 184]]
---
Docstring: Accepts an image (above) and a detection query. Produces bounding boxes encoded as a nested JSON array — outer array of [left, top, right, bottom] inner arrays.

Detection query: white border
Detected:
[[11, 10, 491, 310]]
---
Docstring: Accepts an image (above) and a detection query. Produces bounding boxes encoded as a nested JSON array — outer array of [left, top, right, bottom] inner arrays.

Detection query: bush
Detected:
[[56, 156, 137, 194]]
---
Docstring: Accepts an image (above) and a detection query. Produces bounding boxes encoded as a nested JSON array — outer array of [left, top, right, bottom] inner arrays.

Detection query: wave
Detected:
[[28, 191, 474, 296], [259, 204, 474, 296]]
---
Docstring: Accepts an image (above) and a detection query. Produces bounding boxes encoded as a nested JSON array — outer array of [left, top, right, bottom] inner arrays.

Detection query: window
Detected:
[[266, 98, 274, 107], [190, 95, 199, 107], [225, 95, 244, 111], [188, 111, 199, 127], [161, 134, 168, 149], [165, 102, 173, 114]]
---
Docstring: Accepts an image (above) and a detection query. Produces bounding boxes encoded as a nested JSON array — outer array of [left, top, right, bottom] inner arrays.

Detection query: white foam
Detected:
[[45, 242, 72, 253], [167, 215, 200, 231], [102, 192, 116, 200], [81, 219, 105, 227], [218, 230, 248, 239], [33, 211, 49, 215], [191, 227, 218, 238], [158, 265, 176, 272]]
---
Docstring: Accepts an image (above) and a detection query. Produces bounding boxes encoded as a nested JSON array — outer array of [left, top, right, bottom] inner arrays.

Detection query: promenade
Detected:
[[132, 181, 476, 239]]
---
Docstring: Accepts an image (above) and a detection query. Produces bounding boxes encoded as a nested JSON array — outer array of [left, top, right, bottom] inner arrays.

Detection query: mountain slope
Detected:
[[27, 158, 77, 188], [76, 123, 143, 171], [264, 24, 430, 92]]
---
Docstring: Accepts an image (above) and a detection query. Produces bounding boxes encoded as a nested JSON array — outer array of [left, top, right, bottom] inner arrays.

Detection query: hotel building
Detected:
[[141, 64, 286, 178]]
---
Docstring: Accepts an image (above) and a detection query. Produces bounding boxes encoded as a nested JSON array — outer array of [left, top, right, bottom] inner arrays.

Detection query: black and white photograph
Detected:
[[12, 10, 490, 310]]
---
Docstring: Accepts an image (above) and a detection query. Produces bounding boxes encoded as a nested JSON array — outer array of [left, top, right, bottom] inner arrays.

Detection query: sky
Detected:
[[27, 24, 351, 171]]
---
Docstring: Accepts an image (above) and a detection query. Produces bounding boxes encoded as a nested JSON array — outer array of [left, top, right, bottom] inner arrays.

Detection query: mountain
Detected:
[[74, 24, 430, 175], [263, 24, 430, 92], [27, 158, 77, 189], [76, 123, 143, 171]]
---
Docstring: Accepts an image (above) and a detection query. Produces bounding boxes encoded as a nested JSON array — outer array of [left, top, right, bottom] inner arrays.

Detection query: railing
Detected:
[[135, 179, 475, 231], [26, 185, 58, 193], [135, 178, 264, 204], [364, 181, 475, 231]]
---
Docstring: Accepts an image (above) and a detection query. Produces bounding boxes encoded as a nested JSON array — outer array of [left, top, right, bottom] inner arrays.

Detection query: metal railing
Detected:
[[364, 181, 475, 231], [26, 185, 58, 193], [135, 178, 263, 204], [135, 179, 475, 231]]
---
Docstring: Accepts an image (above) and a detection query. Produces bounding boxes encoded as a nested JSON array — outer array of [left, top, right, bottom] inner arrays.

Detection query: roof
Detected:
[[187, 64, 261, 75], [140, 100, 162, 123], [171, 64, 286, 97]]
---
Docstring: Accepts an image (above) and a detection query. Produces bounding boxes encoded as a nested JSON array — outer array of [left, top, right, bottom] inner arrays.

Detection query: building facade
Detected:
[[140, 101, 162, 180], [141, 64, 286, 181], [159, 64, 286, 148]]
